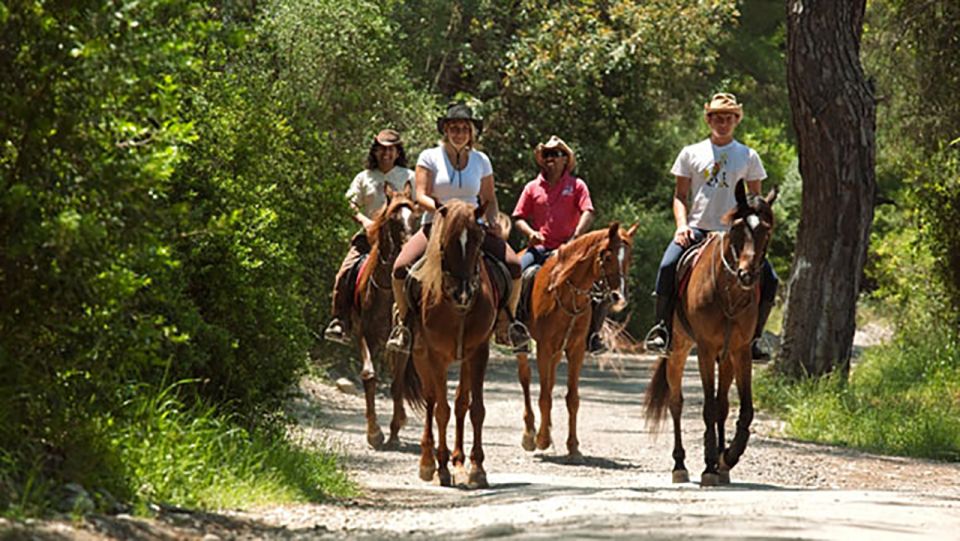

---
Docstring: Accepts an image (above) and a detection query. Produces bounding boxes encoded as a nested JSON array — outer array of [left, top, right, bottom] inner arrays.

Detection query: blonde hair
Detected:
[[439, 120, 477, 149]]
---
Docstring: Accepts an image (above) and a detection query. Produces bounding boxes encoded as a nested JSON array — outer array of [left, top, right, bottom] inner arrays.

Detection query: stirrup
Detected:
[[643, 323, 671, 354], [323, 318, 350, 345], [587, 332, 608, 357], [508, 321, 531, 350], [386, 324, 411, 355], [751, 339, 770, 361]]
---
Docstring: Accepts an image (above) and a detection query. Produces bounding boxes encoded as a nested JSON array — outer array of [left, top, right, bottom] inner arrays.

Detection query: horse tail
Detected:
[[393, 351, 425, 411], [644, 355, 670, 430]]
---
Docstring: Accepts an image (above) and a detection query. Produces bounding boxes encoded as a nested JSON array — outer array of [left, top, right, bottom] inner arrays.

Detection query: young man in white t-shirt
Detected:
[[644, 93, 779, 359]]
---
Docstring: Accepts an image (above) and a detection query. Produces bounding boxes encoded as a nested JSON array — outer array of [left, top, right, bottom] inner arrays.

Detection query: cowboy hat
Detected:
[[704, 92, 743, 118], [436, 103, 483, 135], [373, 128, 403, 146], [534, 135, 577, 173]]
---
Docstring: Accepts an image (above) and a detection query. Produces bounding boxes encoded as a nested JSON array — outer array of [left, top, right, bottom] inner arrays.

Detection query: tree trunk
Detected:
[[776, 0, 876, 378]]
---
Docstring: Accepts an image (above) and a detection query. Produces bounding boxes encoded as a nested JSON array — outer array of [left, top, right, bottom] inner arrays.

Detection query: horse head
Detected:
[[724, 179, 777, 289], [595, 222, 639, 312], [435, 200, 488, 309], [378, 182, 418, 260]]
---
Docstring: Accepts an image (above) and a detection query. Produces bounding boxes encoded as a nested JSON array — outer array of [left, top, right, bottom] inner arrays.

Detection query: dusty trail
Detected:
[[6, 351, 959, 540]]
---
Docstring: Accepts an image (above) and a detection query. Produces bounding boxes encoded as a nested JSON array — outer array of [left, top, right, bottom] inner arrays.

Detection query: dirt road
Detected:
[[7, 351, 959, 540], [267, 352, 960, 540]]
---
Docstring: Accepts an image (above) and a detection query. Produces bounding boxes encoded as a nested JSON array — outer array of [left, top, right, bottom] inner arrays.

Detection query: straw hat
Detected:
[[373, 129, 403, 146], [534, 135, 577, 174], [703, 92, 743, 118]]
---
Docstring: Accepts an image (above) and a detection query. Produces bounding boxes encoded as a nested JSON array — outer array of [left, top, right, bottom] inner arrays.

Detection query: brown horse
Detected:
[[517, 223, 637, 462], [644, 179, 776, 486], [397, 199, 498, 488], [351, 182, 418, 450]]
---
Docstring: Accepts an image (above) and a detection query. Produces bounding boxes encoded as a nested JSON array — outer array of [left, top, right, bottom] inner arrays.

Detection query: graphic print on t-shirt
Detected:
[[702, 151, 730, 189]]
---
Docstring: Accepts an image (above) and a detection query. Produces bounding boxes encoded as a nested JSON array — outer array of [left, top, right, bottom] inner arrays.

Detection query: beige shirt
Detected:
[[345, 166, 415, 217]]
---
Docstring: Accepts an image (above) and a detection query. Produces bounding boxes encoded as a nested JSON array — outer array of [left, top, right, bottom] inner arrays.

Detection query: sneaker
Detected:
[[643, 323, 670, 354], [751, 340, 770, 361], [386, 324, 412, 355], [323, 318, 350, 345], [587, 333, 608, 357], [508, 321, 531, 351]]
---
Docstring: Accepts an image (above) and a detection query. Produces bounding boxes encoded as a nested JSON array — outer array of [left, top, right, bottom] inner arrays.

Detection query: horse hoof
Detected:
[[566, 450, 585, 465], [382, 437, 400, 451], [536, 435, 552, 451], [521, 432, 536, 452], [451, 464, 469, 487], [367, 430, 385, 450], [672, 470, 690, 484], [718, 470, 731, 485], [468, 469, 489, 489], [700, 473, 721, 487], [419, 463, 435, 482], [436, 469, 452, 487]]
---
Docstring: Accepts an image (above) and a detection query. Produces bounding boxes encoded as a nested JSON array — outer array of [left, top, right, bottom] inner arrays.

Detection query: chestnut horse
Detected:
[[351, 183, 417, 449], [517, 223, 637, 462], [397, 200, 498, 488], [644, 179, 776, 486]]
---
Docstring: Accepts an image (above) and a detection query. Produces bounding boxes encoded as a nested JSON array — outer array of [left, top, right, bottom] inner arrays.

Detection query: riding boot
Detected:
[[323, 273, 353, 345], [386, 277, 412, 355], [586, 296, 611, 357], [751, 299, 774, 361], [507, 277, 531, 353], [643, 294, 674, 354]]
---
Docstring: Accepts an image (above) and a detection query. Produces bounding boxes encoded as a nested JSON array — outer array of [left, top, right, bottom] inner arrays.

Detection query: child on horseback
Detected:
[[644, 93, 778, 359], [511, 136, 611, 356], [324, 129, 415, 344], [386, 103, 530, 354]]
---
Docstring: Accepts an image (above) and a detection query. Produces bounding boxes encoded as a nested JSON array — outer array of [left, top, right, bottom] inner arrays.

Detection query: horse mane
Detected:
[[410, 200, 477, 308], [547, 228, 611, 292]]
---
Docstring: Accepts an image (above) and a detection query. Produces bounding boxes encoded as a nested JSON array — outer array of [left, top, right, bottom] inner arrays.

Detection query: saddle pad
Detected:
[[352, 253, 370, 307]]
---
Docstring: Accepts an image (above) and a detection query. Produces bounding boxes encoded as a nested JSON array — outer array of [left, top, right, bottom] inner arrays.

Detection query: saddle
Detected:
[[675, 236, 712, 299]]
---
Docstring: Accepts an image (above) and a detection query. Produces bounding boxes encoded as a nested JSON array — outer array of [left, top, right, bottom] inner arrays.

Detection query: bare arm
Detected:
[[746, 179, 762, 195], [572, 210, 595, 239], [514, 217, 544, 245], [478, 173, 500, 229], [673, 176, 694, 246], [415, 165, 438, 212]]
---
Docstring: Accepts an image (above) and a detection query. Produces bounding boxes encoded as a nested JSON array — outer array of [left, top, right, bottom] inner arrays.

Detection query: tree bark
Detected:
[[777, 0, 876, 378]]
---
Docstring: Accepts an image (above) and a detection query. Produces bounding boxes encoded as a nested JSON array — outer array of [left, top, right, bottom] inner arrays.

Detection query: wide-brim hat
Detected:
[[704, 92, 743, 117], [436, 103, 483, 135], [534, 135, 576, 173], [373, 128, 402, 146]]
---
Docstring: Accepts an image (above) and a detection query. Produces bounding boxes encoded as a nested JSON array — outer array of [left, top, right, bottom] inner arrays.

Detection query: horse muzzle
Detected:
[[736, 268, 759, 289], [609, 290, 628, 312]]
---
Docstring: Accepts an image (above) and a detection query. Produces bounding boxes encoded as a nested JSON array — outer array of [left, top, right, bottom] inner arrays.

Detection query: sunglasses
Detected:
[[542, 149, 566, 159]]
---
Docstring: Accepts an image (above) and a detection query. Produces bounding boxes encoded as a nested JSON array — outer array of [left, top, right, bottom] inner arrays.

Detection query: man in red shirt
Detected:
[[512, 136, 610, 355]]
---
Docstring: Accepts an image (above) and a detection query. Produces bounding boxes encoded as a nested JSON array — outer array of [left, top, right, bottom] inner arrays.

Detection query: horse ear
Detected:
[[475, 200, 489, 221], [607, 222, 620, 242], [402, 180, 413, 199], [765, 185, 779, 206], [438, 203, 448, 218], [625, 221, 639, 238], [735, 178, 748, 208], [384, 183, 395, 203]]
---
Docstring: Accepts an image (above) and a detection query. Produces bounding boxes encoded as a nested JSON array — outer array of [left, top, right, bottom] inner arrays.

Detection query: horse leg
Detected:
[[698, 347, 722, 486], [468, 345, 490, 489], [434, 372, 452, 487], [451, 364, 471, 485], [535, 346, 558, 450], [564, 343, 586, 464], [359, 335, 384, 450], [384, 355, 407, 450], [666, 348, 690, 483], [517, 351, 537, 451], [716, 357, 735, 484], [720, 347, 755, 479], [418, 398, 436, 482]]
